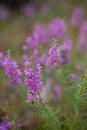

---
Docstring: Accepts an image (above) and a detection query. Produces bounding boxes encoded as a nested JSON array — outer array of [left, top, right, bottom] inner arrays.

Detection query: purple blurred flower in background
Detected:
[[53, 86, 61, 100], [48, 18, 67, 39], [20, 4, 35, 18], [61, 39, 72, 65], [62, 39, 72, 51], [26, 32, 39, 49], [32, 49, 38, 59], [33, 24, 49, 45], [79, 21, 87, 50], [40, 5, 50, 16], [0, 52, 4, 58], [70, 73, 82, 83], [70, 7, 84, 26], [70, 73, 76, 82], [23, 54, 31, 67], [46, 78, 52, 89], [76, 63, 84, 70], [25, 18, 67, 49], [44, 56, 51, 67], [22, 53, 29, 61], [39, 53, 47, 65], [46, 83, 61, 100], [0, 6, 10, 20], [0, 125, 7, 130], [0, 52, 4, 67], [0, 122, 12, 130], [22, 44, 28, 52], [49, 46, 58, 66]]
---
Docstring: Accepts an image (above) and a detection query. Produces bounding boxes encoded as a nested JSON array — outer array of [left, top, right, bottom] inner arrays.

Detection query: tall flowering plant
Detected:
[[1, 38, 87, 130]]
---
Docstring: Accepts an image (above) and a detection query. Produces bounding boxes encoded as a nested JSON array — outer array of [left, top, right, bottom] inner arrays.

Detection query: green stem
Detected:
[[70, 72, 87, 130]]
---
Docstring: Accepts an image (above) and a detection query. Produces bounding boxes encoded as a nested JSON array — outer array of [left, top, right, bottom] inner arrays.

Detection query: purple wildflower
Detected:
[[70, 7, 84, 26], [70, 73, 82, 83], [0, 125, 7, 130], [22, 54, 29, 60], [0, 52, 4, 58], [6, 122, 13, 128], [48, 39, 72, 67], [23, 54, 31, 67], [38, 97, 44, 103], [76, 63, 84, 70], [0, 122, 13, 130], [26, 33, 39, 49], [24, 60, 44, 102], [40, 53, 47, 65], [22, 44, 28, 52], [45, 78, 52, 93], [28, 94, 36, 102], [32, 49, 39, 61], [4, 55, 22, 86], [62, 39, 72, 51], [53, 86, 61, 100], [25, 18, 67, 49], [44, 56, 51, 67], [0, 6, 10, 20], [48, 18, 67, 40], [33, 24, 49, 45], [70, 74, 77, 82], [49, 46, 58, 66], [60, 39, 72, 65], [20, 4, 35, 18]]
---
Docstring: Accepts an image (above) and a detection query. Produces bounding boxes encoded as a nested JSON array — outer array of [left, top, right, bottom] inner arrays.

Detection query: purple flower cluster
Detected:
[[69, 73, 82, 83], [24, 18, 67, 50], [48, 39, 72, 67], [76, 63, 84, 70], [70, 73, 77, 82], [33, 24, 50, 45], [20, 4, 35, 18], [26, 24, 49, 49], [0, 114, 13, 130], [23, 38, 72, 69], [26, 31, 39, 49], [61, 39, 72, 65], [0, 6, 10, 20], [24, 59, 44, 102], [48, 46, 58, 66], [3, 53, 44, 102], [48, 18, 67, 39], [30, 48, 47, 65], [0, 122, 12, 130], [70, 7, 84, 26], [4, 55, 22, 86]]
